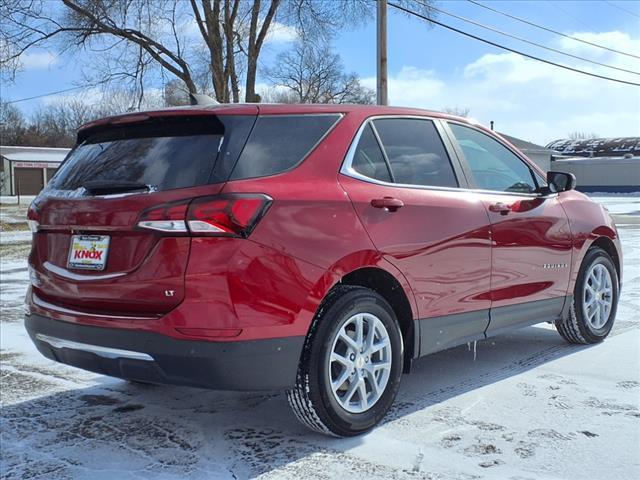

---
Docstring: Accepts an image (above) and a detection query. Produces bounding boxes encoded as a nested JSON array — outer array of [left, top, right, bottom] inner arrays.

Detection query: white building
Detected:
[[547, 137, 640, 193], [551, 156, 640, 193], [0, 146, 70, 196], [498, 133, 557, 172]]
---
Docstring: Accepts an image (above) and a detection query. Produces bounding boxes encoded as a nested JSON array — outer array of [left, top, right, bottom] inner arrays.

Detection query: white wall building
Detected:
[[0, 146, 70, 196], [550, 156, 640, 193], [547, 137, 640, 193], [498, 133, 557, 172]]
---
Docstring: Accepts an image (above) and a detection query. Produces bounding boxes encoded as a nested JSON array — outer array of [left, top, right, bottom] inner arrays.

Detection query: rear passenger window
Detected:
[[231, 115, 341, 180], [372, 118, 458, 187], [351, 124, 392, 182]]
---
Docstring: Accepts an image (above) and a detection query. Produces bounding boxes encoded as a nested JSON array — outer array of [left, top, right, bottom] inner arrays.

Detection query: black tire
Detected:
[[556, 247, 619, 344], [286, 285, 404, 437]]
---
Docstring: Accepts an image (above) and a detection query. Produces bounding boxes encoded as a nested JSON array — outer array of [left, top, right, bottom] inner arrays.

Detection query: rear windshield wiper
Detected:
[[82, 181, 153, 195]]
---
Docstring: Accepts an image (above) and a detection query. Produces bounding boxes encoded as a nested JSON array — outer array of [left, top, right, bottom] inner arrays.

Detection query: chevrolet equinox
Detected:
[[25, 104, 622, 436]]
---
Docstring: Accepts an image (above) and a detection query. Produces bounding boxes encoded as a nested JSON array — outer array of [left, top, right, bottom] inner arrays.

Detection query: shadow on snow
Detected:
[[1, 324, 591, 479]]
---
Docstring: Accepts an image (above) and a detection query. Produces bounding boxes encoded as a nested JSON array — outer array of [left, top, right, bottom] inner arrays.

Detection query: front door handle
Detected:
[[371, 197, 404, 212], [489, 202, 512, 215]]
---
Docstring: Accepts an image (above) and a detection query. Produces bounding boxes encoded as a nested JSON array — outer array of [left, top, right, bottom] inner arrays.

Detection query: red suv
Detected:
[[25, 104, 622, 436]]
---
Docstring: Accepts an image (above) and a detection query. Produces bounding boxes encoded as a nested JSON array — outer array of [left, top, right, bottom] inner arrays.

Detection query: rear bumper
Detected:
[[25, 313, 304, 391]]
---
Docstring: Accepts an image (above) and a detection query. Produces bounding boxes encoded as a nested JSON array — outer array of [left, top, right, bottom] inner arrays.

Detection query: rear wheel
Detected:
[[287, 286, 403, 437], [556, 247, 619, 344]]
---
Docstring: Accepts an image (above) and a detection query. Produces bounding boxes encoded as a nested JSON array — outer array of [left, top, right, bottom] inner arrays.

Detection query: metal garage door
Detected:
[[14, 168, 44, 195]]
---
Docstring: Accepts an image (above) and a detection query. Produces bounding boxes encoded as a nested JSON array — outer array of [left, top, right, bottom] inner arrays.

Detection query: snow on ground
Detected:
[[0, 231, 32, 246], [0, 258, 29, 322], [0, 195, 36, 206], [0, 204, 28, 225], [1, 197, 639, 480], [593, 197, 640, 216]]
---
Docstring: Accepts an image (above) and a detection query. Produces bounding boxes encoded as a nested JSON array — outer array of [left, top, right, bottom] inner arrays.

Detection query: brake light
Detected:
[[138, 201, 189, 232], [27, 204, 39, 232], [109, 113, 151, 125], [137, 194, 271, 237], [187, 194, 272, 237]]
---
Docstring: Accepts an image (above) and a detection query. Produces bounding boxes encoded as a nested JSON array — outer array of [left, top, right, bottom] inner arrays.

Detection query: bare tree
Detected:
[[23, 98, 116, 146], [567, 131, 599, 140], [265, 41, 374, 104], [259, 87, 300, 104], [0, 39, 21, 84], [442, 106, 470, 118], [2, 1, 433, 103], [1, 93, 164, 147], [0, 101, 28, 145], [163, 78, 190, 106]]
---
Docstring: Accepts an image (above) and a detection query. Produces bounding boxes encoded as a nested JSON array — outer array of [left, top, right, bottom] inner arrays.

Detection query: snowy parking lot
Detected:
[[1, 197, 639, 480]]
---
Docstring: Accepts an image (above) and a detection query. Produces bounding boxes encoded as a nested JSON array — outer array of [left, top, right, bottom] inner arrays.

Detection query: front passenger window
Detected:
[[449, 123, 539, 194]]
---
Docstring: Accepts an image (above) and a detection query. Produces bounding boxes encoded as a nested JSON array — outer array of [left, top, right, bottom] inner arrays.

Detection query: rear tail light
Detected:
[[138, 201, 189, 233], [27, 204, 39, 232], [137, 194, 271, 237], [187, 194, 271, 237]]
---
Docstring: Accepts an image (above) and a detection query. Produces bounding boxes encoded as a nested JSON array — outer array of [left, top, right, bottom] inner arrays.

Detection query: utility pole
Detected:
[[377, 0, 388, 106]]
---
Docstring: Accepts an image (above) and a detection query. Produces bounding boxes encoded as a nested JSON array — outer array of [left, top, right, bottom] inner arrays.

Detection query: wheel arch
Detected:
[[337, 266, 417, 373], [297, 249, 419, 374], [589, 236, 621, 284]]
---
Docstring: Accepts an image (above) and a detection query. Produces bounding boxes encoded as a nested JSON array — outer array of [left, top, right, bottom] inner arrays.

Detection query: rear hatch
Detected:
[[29, 111, 256, 316]]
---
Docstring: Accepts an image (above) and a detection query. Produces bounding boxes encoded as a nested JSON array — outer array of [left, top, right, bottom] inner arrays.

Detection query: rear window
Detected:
[[230, 114, 341, 180], [45, 116, 254, 195]]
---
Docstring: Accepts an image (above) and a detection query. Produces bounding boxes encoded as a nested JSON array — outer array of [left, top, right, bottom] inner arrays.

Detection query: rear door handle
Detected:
[[371, 197, 404, 212], [488, 202, 512, 214]]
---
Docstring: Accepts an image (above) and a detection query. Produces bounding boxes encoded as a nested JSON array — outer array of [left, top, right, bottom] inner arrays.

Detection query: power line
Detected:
[[467, 0, 640, 60], [545, 0, 595, 32], [603, 0, 640, 19], [424, 2, 640, 77], [5, 85, 92, 104], [387, 2, 640, 87]]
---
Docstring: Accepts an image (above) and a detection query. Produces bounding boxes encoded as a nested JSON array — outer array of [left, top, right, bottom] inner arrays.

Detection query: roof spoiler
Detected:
[[189, 93, 218, 106]]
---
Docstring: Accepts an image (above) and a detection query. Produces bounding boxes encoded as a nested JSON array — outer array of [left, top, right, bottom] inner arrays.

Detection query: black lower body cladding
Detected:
[[25, 313, 304, 391]]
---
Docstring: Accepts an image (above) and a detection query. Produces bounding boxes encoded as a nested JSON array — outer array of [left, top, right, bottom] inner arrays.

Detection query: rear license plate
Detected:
[[68, 235, 110, 271]]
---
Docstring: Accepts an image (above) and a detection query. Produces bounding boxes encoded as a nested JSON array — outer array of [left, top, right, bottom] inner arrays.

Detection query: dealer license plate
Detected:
[[68, 235, 110, 271]]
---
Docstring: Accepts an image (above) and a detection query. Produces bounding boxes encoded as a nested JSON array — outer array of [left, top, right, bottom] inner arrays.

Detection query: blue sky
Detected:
[[3, 0, 640, 144], [336, 0, 640, 76]]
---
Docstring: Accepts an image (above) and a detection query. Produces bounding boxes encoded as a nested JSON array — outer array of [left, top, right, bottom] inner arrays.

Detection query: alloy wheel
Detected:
[[327, 313, 393, 414], [583, 262, 613, 330]]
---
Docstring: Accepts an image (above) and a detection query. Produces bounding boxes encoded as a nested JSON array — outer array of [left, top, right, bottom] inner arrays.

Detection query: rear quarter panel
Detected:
[[218, 110, 419, 335]]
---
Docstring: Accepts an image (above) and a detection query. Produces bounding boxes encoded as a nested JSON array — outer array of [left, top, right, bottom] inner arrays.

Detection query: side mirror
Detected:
[[545, 171, 576, 194]]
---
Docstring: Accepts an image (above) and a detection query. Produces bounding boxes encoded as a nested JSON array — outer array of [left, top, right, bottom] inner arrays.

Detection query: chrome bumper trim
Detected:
[[35, 333, 154, 361], [43, 261, 126, 281]]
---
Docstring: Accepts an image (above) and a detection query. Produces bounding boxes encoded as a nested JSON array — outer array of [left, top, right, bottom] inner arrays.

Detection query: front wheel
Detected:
[[556, 247, 619, 344], [287, 286, 404, 437]]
